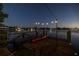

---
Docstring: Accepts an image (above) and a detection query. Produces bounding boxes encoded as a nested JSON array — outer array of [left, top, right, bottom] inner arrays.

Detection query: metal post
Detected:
[[42, 28, 44, 36], [35, 22, 38, 38], [41, 23, 45, 36], [46, 23, 48, 35], [55, 19, 58, 39], [45, 28, 47, 35], [67, 30, 71, 45], [55, 19, 58, 52], [35, 27, 38, 38]]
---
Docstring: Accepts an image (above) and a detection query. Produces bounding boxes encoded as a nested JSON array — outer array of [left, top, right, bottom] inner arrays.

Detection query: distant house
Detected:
[[8, 27, 16, 32]]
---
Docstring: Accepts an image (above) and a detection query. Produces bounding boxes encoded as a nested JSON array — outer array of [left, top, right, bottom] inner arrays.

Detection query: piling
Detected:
[[67, 30, 71, 44]]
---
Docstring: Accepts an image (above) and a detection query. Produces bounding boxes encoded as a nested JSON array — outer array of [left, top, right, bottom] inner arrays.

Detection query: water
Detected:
[[71, 32, 79, 53], [6, 31, 43, 51], [48, 30, 79, 53], [48, 31, 67, 40]]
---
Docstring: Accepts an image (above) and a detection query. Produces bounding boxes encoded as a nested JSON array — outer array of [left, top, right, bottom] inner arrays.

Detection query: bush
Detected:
[[0, 30, 7, 47]]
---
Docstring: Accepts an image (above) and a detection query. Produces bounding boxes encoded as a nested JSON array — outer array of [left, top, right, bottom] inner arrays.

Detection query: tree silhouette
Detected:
[[0, 3, 8, 27]]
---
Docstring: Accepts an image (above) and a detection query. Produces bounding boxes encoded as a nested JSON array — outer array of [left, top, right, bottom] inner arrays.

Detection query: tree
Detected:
[[0, 4, 8, 47], [0, 3, 8, 26]]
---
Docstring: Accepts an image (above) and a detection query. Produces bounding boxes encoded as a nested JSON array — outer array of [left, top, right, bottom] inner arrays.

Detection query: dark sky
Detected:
[[3, 3, 79, 28]]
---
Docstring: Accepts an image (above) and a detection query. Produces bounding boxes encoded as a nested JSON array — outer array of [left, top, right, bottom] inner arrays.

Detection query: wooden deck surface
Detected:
[[0, 36, 77, 56], [13, 37, 76, 56]]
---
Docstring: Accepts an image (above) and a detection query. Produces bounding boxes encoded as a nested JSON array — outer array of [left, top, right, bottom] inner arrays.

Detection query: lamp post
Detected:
[[37, 22, 40, 32], [55, 19, 58, 40], [35, 22, 40, 38], [41, 23, 45, 36], [55, 19, 58, 52], [51, 19, 58, 52], [50, 21, 54, 32], [35, 22, 38, 38], [46, 23, 48, 35]]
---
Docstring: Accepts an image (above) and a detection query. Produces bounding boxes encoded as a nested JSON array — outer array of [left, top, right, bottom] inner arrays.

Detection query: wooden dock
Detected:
[[12, 36, 77, 56]]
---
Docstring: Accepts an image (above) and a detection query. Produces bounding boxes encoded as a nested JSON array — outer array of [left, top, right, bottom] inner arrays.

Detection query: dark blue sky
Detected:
[[3, 3, 79, 28]]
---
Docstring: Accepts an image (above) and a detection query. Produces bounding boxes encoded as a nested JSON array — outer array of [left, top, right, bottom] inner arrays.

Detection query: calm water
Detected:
[[7, 30, 79, 53], [7, 31, 43, 50], [48, 31, 79, 53], [71, 32, 79, 53]]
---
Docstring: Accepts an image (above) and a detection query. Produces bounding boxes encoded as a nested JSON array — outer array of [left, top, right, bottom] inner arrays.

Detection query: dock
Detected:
[[11, 36, 77, 56]]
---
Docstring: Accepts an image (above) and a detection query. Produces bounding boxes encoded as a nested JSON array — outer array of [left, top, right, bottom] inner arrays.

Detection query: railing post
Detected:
[[67, 30, 71, 45], [43, 28, 45, 36], [45, 28, 48, 35], [35, 27, 38, 38]]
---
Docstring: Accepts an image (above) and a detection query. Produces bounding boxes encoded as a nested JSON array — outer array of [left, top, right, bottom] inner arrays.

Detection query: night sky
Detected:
[[3, 3, 79, 28]]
